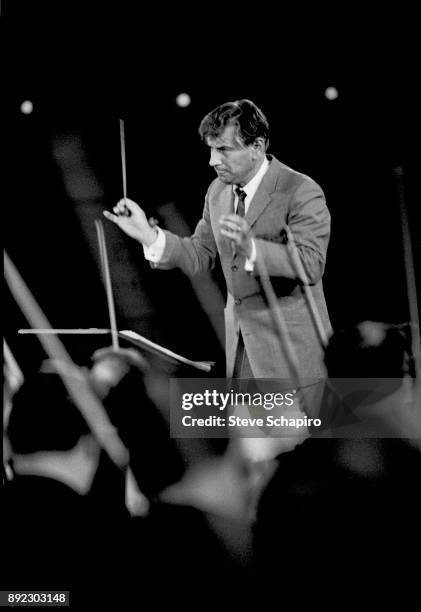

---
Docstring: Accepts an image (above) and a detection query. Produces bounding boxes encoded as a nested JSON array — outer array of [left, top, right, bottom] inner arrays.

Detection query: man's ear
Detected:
[[253, 137, 266, 153]]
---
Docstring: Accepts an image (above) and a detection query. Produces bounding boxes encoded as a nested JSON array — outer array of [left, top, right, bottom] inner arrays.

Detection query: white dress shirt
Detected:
[[144, 156, 270, 270], [233, 156, 269, 269]]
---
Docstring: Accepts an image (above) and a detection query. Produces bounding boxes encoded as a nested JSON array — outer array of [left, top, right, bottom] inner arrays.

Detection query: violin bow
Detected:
[[394, 166, 421, 382], [94, 220, 120, 351], [91, 119, 130, 351], [254, 243, 309, 414], [4, 250, 128, 469], [3, 338, 24, 395], [284, 226, 330, 348]]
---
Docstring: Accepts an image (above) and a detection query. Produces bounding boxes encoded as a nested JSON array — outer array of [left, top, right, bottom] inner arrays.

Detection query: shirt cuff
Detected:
[[244, 239, 256, 272], [143, 226, 165, 262]]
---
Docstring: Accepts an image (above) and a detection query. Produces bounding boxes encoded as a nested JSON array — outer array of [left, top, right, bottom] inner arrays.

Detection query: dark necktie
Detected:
[[235, 187, 247, 217]]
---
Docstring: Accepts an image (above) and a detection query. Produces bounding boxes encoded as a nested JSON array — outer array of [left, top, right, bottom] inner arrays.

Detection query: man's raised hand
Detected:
[[103, 198, 158, 246]]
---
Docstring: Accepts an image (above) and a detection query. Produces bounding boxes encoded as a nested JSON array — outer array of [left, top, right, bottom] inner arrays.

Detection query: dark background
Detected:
[[3, 3, 419, 375]]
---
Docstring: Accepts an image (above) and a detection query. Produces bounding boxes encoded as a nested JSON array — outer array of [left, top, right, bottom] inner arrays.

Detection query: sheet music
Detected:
[[18, 328, 214, 372]]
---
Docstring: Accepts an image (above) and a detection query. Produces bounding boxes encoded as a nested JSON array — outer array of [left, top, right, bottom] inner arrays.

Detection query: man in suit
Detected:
[[104, 99, 331, 382]]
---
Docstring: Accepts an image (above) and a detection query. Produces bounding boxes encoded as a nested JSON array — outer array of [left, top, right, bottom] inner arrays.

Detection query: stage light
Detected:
[[20, 100, 33, 114], [325, 87, 338, 100], [176, 93, 191, 107]]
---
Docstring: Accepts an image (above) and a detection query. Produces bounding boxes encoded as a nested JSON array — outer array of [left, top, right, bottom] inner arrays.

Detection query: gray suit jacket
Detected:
[[155, 155, 331, 379]]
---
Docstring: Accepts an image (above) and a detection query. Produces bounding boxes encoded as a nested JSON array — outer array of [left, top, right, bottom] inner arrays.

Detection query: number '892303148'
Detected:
[[5, 591, 68, 605]]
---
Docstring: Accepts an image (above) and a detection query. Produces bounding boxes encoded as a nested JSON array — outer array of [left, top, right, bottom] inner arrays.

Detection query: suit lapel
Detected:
[[245, 155, 280, 227], [214, 184, 234, 219], [245, 189, 271, 227]]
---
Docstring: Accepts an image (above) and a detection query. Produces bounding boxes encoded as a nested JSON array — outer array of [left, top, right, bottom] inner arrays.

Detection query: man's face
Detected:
[[206, 124, 260, 186]]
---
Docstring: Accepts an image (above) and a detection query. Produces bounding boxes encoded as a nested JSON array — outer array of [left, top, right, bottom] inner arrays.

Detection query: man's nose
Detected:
[[209, 149, 222, 167]]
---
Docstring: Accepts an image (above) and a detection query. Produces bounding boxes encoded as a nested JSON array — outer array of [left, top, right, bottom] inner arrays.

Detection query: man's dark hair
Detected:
[[199, 99, 269, 148], [7, 372, 91, 454]]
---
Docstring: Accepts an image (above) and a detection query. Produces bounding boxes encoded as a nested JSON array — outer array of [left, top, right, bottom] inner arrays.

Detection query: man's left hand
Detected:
[[219, 214, 253, 258]]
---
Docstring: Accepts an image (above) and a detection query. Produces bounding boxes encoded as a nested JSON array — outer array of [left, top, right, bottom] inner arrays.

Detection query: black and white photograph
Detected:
[[2, 3, 420, 608]]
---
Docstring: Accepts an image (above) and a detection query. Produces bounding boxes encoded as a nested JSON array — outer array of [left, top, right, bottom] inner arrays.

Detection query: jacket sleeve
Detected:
[[252, 179, 331, 285], [152, 185, 218, 276]]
